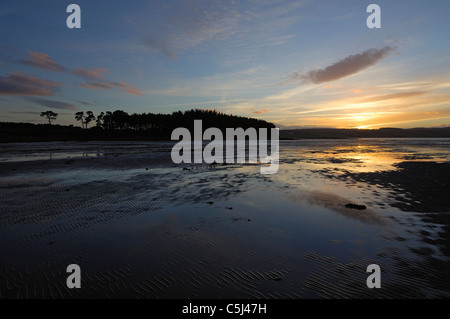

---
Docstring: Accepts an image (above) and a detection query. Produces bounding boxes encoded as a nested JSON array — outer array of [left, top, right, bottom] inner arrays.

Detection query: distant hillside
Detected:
[[0, 109, 275, 143], [280, 127, 450, 139]]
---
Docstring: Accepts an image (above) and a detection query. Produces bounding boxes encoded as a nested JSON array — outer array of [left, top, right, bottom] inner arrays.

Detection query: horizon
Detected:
[[3, 113, 450, 131], [1, 1, 450, 129]]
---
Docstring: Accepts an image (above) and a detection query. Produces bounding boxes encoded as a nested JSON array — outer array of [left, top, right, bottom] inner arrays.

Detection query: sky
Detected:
[[0, 0, 449, 129]]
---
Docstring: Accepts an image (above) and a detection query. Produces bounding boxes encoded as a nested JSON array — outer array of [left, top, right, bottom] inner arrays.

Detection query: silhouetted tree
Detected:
[[75, 111, 85, 129], [112, 110, 128, 130], [85, 111, 95, 128], [40, 111, 58, 125], [102, 111, 114, 130], [75, 111, 96, 129], [96, 112, 104, 127]]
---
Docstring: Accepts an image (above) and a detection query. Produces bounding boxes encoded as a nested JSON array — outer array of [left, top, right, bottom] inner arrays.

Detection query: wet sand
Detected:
[[0, 139, 449, 298]]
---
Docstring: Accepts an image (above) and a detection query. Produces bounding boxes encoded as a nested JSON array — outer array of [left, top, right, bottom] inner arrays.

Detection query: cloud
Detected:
[[74, 99, 94, 106], [358, 91, 428, 103], [111, 81, 144, 96], [81, 81, 115, 90], [75, 67, 143, 95], [73, 67, 109, 80], [140, 0, 243, 59], [7, 49, 142, 97], [28, 97, 78, 110], [292, 46, 395, 84], [250, 107, 269, 114], [145, 37, 176, 59], [0, 72, 62, 96], [138, 0, 310, 60], [20, 51, 65, 72], [80, 80, 143, 96]]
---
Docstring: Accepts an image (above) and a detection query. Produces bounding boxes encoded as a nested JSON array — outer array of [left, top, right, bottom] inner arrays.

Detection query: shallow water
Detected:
[[0, 138, 449, 298]]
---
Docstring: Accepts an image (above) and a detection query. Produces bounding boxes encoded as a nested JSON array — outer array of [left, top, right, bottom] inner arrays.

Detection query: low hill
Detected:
[[279, 127, 450, 139]]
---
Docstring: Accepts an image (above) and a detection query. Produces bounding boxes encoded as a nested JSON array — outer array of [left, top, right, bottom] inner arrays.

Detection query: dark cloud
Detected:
[[28, 97, 78, 110], [20, 51, 66, 72], [0, 72, 61, 96], [358, 91, 427, 103], [292, 46, 395, 84]]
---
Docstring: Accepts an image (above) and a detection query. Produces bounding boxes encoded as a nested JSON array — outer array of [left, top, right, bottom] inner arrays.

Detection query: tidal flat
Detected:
[[1, 138, 449, 298]]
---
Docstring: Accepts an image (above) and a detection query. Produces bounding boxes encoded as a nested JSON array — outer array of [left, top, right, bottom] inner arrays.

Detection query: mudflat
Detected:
[[1, 138, 449, 298]]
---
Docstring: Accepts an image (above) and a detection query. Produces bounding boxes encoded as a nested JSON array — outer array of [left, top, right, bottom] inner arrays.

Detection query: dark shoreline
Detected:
[[280, 127, 450, 139]]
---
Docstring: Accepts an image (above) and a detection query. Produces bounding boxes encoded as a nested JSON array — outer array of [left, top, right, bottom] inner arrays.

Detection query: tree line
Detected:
[[71, 109, 275, 132]]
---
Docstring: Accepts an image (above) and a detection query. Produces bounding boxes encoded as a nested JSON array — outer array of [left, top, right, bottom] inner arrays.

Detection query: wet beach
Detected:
[[1, 138, 449, 298]]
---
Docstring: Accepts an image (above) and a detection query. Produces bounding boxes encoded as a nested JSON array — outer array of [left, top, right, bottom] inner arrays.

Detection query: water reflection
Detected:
[[279, 138, 450, 173], [0, 138, 449, 298]]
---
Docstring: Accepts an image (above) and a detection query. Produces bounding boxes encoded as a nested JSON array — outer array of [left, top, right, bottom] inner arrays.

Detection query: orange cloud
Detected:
[[250, 107, 269, 114], [358, 91, 428, 103], [20, 51, 65, 72]]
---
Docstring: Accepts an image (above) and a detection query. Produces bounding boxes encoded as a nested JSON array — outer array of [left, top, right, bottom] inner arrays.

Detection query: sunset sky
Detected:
[[1, 0, 449, 129]]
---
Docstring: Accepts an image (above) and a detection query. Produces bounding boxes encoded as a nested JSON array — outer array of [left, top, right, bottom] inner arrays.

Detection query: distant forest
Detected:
[[2, 109, 450, 142], [75, 109, 274, 131], [0, 109, 275, 142]]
